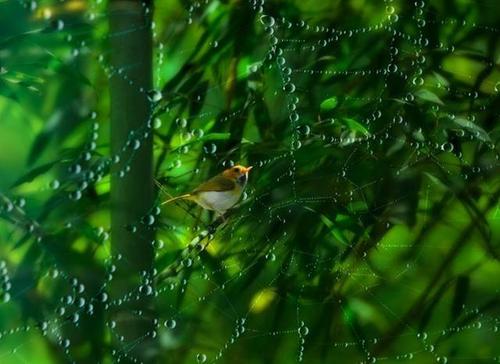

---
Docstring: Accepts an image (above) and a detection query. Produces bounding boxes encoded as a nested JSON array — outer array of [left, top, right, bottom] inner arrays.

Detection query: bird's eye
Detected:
[[234, 167, 240, 173]]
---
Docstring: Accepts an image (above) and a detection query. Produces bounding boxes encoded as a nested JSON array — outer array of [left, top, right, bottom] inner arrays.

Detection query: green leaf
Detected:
[[423, 172, 448, 190], [11, 160, 60, 188], [200, 132, 231, 141], [432, 72, 450, 87], [454, 117, 491, 142], [341, 118, 370, 136], [386, 136, 406, 157], [347, 201, 369, 213], [320, 214, 349, 246], [451, 275, 470, 322], [415, 88, 444, 105], [320, 97, 338, 111]]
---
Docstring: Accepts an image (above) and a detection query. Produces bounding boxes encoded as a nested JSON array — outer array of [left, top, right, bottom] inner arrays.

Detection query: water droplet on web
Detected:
[[441, 142, 453, 152], [389, 14, 399, 22], [289, 112, 299, 122], [1, 292, 11, 302], [132, 139, 141, 150], [292, 140, 302, 150], [196, 353, 207, 363], [51, 19, 64, 31], [98, 292, 108, 303], [494, 82, 500, 93], [283, 83, 296, 93], [182, 258, 192, 267], [259, 15, 275, 27], [176, 118, 187, 128], [249, 64, 259, 73], [165, 319, 176, 329], [412, 77, 424, 86], [203, 143, 217, 154], [49, 179, 60, 190], [298, 323, 309, 336], [153, 117, 162, 129], [69, 190, 82, 201], [193, 129, 204, 138], [153, 239, 164, 249], [265, 252, 276, 261], [297, 125, 310, 136], [147, 90, 162, 102], [143, 214, 155, 226]]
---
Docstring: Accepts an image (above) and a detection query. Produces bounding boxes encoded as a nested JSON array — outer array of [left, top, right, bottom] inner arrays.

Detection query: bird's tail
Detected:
[[161, 194, 194, 205]]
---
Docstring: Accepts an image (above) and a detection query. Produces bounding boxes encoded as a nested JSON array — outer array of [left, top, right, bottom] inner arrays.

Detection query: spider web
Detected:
[[1, 0, 500, 363]]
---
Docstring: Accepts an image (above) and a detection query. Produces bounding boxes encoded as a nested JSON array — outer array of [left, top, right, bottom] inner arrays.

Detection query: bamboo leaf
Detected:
[[415, 88, 444, 105], [320, 97, 338, 111]]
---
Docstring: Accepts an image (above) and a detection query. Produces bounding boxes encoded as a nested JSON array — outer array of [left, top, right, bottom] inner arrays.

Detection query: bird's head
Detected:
[[222, 165, 253, 185]]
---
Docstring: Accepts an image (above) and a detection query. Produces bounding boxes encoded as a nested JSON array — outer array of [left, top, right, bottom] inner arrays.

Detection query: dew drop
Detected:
[[299, 325, 309, 336], [165, 319, 176, 329], [196, 353, 207, 363], [1, 292, 11, 302], [259, 15, 275, 27], [203, 143, 217, 154], [176, 118, 187, 128], [147, 90, 162, 102], [283, 82, 296, 93], [441, 142, 454, 152], [49, 179, 60, 190]]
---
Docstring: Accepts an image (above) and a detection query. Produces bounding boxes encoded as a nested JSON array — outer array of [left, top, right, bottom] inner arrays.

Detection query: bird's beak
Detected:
[[245, 166, 253, 173]]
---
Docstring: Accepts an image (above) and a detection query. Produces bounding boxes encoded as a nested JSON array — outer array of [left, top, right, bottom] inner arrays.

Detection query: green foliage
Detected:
[[1, 0, 500, 363]]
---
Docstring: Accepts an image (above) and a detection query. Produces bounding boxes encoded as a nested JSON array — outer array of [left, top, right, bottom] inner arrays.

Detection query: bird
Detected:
[[161, 165, 253, 215]]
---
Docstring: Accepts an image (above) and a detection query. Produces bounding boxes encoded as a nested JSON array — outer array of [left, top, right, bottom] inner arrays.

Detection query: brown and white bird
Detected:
[[162, 165, 252, 215]]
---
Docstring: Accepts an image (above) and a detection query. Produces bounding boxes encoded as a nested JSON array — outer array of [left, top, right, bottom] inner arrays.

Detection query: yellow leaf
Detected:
[[249, 288, 277, 314]]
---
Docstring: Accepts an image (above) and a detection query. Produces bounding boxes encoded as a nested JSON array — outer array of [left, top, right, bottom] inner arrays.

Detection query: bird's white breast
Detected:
[[196, 189, 242, 214]]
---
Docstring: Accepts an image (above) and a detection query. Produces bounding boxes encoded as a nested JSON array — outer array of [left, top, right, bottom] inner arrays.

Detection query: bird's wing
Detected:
[[193, 175, 235, 193]]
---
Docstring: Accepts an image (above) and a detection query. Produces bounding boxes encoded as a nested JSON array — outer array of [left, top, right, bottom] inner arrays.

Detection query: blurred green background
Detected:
[[1, 0, 499, 363]]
